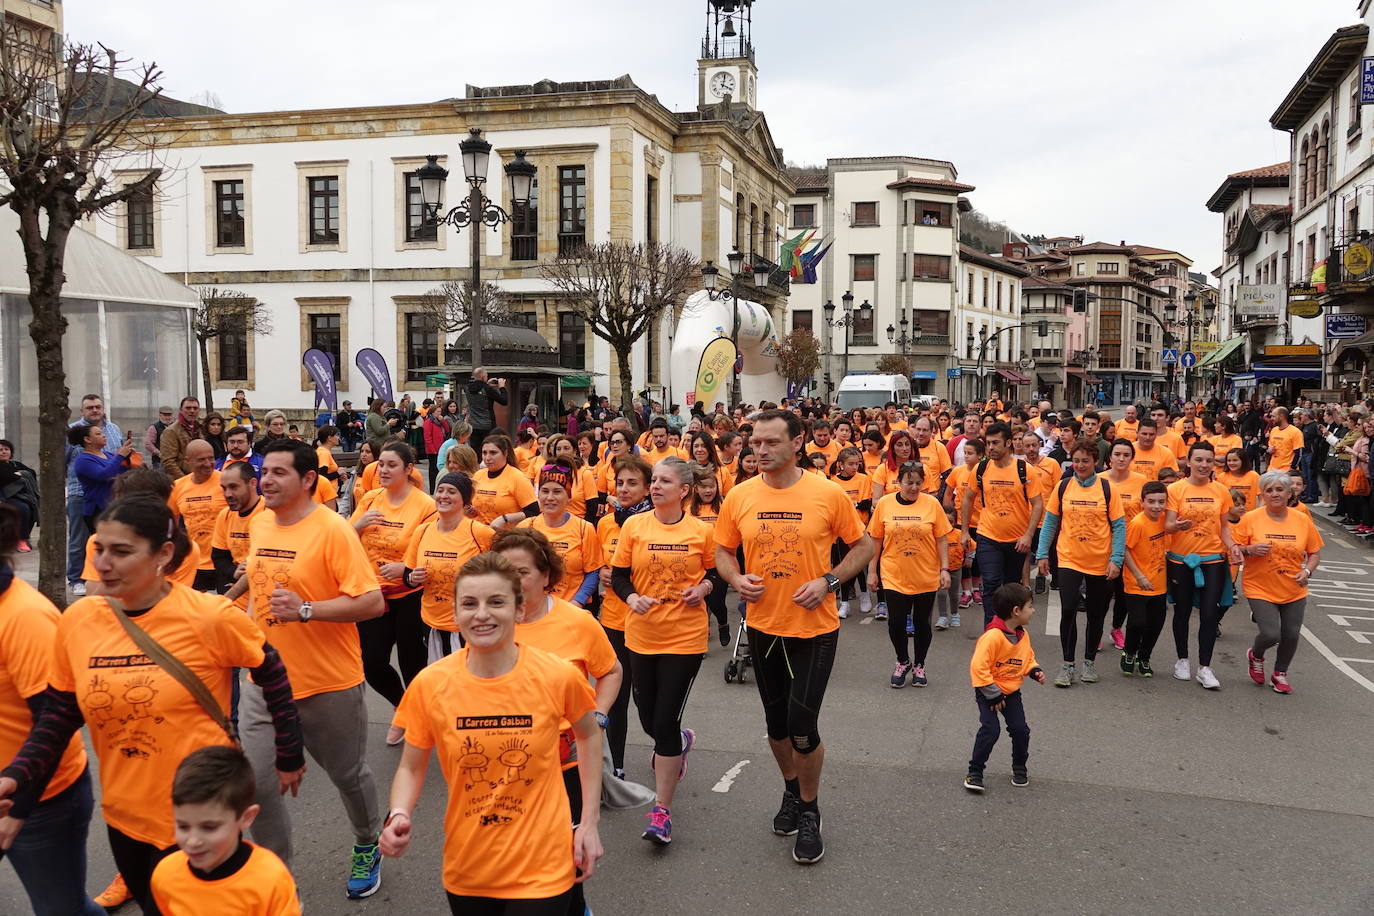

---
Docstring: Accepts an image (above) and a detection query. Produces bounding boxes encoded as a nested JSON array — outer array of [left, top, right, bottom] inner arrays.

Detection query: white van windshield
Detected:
[[837, 390, 899, 410]]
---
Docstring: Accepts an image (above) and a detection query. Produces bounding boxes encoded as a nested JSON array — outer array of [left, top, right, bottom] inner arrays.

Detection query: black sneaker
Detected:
[[963, 771, 985, 793], [1011, 767, 1029, 788], [772, 790, 800, 836], [718, 623, 730, 647], [1119, 652, 1135, 675], [1034, 577, 1046, 595], [792, 811, 824, 864], [1049, 579, 1059, 591], [1135, 658, 1154, 678]]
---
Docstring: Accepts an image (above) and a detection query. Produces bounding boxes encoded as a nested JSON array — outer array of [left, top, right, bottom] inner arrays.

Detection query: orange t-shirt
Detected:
[[312, 473, 339, 506], [870, 462, 902, 498], [714, 473, 865, 638], [519, 596, 618, 768], [245, 506, 379, 700], [212, 499, 269, 608], [51, 586, 266, 846], [1024, 455, 1060, 498], [830, 472, 873, 524], [351, 486, 437, 596], [404, 517, 496, 631], [1267, 424, 1304, 473], [867, 492, 952, 594], [1130, 445, 1178, 481], [861, 450, 885, 478], [1123, 512, 1169, 596], [690, 502, 721, 527], [1107, 471, 1148, 521], [1208, 434, 1244, 458], [639, 444, 680, 466], [84, 538, 201, 588], [1232, 507, 1324, 605], [595, 458, 620, 496], [1044, 476, 1124, 574], [392, 646, 596, 899], [807, 440, 840, 469], [152, 843, 300, 916], [613, 512, 714, 655], [946, 464, 982, 528], [518, 514, 604, 602], [168, 472, 227, 571], [0, 580, 87, 803], [561, 467, 599, 519], [1166, 479, 1232, 558], [316, 445, 338, 475], [1157, 430, 1188, 461], [1114, 419, 1140, 442], [356, 462, 424, 496], [914, 440, 952, 493], [471, 465, 537, 525], [1216, 469, 1261, 511], [973, 459, 1045, 544], [946, 528, 965, 571]]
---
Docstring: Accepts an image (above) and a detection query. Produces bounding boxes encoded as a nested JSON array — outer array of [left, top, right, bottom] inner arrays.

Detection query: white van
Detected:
[[835, 374, 912, 410]]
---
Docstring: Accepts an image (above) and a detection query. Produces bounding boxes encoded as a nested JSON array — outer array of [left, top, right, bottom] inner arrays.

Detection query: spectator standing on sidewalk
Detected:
[[66, 394, 123, 596]]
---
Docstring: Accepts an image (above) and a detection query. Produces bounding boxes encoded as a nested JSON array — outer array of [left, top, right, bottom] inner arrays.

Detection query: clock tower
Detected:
[[697, 0, 759, 110]]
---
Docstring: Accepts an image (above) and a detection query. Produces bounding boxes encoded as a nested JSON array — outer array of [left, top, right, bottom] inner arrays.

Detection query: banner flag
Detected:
[[354, 348, 394, 404], [693, 336, 737, 409], [302, 348, 338, 412]]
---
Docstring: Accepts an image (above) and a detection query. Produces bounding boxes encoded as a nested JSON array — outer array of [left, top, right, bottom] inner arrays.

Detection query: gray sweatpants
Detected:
[[1250, 597, 1306, 672], [240, 680, 380, 868]]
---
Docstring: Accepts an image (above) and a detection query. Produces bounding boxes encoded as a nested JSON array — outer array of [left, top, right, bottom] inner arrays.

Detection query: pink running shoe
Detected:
[[1271, 671, 1292, 695], [1247, 649, 1265, 686], [642, 805, 672, 845], [971, 588, 984, 605], [1110, 628, 1125, 651]]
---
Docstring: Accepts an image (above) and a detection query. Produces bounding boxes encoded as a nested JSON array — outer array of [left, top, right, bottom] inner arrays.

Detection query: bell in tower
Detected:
[[699, 1, 759, 110]]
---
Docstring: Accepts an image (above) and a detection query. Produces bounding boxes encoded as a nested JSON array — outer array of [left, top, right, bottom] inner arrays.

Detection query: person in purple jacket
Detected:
[[67, 424, 134, 531]]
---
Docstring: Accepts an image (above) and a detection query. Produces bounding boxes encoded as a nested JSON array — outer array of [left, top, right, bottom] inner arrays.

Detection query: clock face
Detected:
[[710, 71, 736, 99]]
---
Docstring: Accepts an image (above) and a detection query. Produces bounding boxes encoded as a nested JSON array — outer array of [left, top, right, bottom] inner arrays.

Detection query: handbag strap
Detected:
[[106, 595, 237, 744]]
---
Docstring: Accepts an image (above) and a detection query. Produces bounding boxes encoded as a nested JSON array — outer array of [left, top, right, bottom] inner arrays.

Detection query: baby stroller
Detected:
[[723, 602, 753, 684]]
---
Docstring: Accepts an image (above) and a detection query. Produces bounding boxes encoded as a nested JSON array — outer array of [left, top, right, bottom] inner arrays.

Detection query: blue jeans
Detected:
[[1300, 453, 1318, 502], [65, 495, 87, 584], [969, 690, 1029, 773], [5, 766, 105, 916], [974, 534, 1028, 626]]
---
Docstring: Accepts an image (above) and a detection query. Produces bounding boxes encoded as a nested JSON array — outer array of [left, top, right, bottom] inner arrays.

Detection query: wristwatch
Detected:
[[298, 601, 314, 623], [593, 711, 610, 729], [822, 573, 841, 594]]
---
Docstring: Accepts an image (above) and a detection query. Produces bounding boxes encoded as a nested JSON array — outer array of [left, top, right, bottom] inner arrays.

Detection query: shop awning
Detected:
[[1252, 363, 1321, 380], [1037, 373, 1060, 388], [996, 368, 1030, 384], [1066, 368, 1101, 384], [560, 375, 592, 387], [909, 371, 938, 380], [1195, 335, 1246, 368]]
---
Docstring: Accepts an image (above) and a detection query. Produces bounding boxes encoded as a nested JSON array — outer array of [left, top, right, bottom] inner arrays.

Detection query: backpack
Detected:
[[1055, 475, 1114, 526], [975, 457, 1028, 504]]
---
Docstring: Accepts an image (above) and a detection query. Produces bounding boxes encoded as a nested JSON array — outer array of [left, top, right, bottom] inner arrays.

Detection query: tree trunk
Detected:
[[199, 337, 215, 413], [615, 345, 636, 428], [17, 198, 76, 608]]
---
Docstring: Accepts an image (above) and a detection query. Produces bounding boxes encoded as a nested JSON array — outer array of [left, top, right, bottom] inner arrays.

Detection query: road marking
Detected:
[[1342, 656, 1374, 665], [1317, 562, 1368, 577], [711, 759, 750, 793], [1327, 615, 1374, 626], [1301, 626, 1374, 694], [859, 615, 874, 625], [1044, 586, 1062, 636]]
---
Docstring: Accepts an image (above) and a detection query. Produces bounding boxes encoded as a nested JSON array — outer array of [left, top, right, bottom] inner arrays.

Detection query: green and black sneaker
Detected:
[[1135, 657, 1154, 678], [1119, 652, 1135, 676]]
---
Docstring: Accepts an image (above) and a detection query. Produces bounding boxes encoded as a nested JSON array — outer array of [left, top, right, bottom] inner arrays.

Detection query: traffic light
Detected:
[[1072, 289, 1088, 313], [1037, 320, 1049, 338]]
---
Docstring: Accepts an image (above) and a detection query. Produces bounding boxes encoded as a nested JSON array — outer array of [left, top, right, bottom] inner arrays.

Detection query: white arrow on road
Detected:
[[1346, 631, 1374, 645], [1327, 615, 1374, 627]]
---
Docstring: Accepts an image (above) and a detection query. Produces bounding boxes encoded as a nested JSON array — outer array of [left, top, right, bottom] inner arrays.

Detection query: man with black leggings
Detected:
[[715, 410, 871, 865]]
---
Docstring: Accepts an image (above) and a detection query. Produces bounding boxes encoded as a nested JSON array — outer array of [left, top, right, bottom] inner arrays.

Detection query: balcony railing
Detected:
[[746, 252, 790, 295], [511, 234, 537, 261], [558, 232, 586, 258]]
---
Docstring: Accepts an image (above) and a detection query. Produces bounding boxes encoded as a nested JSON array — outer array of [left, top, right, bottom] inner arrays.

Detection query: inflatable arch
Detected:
[[669, 290, 784, 409]]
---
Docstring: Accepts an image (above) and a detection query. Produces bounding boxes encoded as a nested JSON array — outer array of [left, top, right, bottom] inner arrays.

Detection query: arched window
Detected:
[[734, 193, 744, 250], [1318, 121, 1329, 195], [749, 203, 758, 258], [1299, 137, 1310, 208], [762, 212, 772, 259]]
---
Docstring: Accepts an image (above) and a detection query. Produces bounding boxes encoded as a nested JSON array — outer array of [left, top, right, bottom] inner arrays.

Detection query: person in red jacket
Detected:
[[422, 398, 453, 491], [964, 583, 1045, 793]]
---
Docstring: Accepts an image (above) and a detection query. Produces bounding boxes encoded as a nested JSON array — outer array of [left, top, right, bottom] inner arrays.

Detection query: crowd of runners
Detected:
[[0, 383, 1340, 914]]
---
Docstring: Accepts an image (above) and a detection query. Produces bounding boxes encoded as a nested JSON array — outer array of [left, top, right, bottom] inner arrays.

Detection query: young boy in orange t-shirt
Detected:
[[964, 583, 1045, 793], [151, 746, 300, 916]]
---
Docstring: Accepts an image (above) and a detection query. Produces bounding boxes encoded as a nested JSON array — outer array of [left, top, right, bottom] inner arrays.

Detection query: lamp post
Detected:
[[701, 247, 767, 408], [886, 315, 921, 353], [1165, 292, 1216, 402], [416, 129, 536, 371], [824, 291, 870, 383]]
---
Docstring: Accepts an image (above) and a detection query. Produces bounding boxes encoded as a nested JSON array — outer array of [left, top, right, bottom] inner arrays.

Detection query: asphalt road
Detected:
[[3, 508, 1373, 915]]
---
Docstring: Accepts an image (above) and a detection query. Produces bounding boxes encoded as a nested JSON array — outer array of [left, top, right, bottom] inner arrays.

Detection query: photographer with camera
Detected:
[[465, 367, 509, 448]]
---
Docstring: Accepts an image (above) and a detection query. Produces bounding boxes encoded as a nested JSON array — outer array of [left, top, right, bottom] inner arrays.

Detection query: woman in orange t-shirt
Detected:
[[870, 430, 916, 507], [403, 472, 494, 663], [544, 434, 601, 521], [351, 439, 377, 511], [596, 429, 634, 498], [0, 496, 302, 914], [595, 454, 653, 778], [381, 553, 602, 911], [1104, 439, 1148, 650], [866, 462, 951, 689], [688, 463, 731, 646], [610, 457, 714, 846], [860, 431, 886, 479], [1231, 471, 1323, 694], [830, 447, 875, 617], [1215, 448, 1260, 511], [688, 431, 733, 499], [475, 435, 538, 530], [351, 441, 437, 744], [517, 462, 603, 607]]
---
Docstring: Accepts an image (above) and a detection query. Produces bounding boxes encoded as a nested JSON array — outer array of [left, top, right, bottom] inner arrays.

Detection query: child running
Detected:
[[964, 584, 1045, 793], [1121, 481, 1170, 676]]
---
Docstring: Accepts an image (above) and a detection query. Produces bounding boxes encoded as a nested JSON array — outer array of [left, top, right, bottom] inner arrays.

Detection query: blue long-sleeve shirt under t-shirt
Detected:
[[72, 450, 127, 517], [1036, 473, 1126, 567]]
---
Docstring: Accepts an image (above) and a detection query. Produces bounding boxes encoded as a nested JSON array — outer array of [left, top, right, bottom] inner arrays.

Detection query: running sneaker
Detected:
[[792, 811, 824, 864], [890, 660, 912, 688], [15, 540, 30, 553], [1271, 671, 1293, 695], [1173, 658, 1191, 681], [1011, 767, 1029, 788], [1110, 628, 1125, 650], [911, 664, 928, 687], [971, 588, 984, 605], [1135, 657, 1153, 678], [346, 843, 382, 899], [613, 767, 626, 780], [718, 623, 730, 646], [1034, 576, 1046, 595], [1049, 578, 1059, 591], [874, 602, 888, 620], [642, 805, 673, 845], [838, 600, 850, 620], [905, 614, 915, 636], [1119, 652, 1135, 676], [69, 581, 86, 597], [677, 729, 695, 781], [963, 771, 985, 793], [935, 614, 949, 631], [1247, 648, 1265, 685], [772, 790, 800, 836], [1080, 659, 1099, 683], [1196, 666, 1221, 690], [950, 613, 961, 628], [859, 593, 872, 614], [94, 874, 131, 909], [1053, 663, 1076, 687], [958, 591, 973, 609]]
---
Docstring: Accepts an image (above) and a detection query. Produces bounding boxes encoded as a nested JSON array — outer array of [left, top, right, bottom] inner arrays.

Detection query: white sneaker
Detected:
[[838, 601, 850, 620], [69, 581, 87, 597], [859, 594, 872, 614], [1196, 666, 1220, 690], [1173, 658, 1191, 681]]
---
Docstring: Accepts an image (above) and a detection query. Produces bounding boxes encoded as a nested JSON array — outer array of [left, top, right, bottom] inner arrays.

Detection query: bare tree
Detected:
[[192, 287, 272, 412], [417, 278, 514, 339], [875, 353, 915, 378], [0, 28, 164, 605], [542, 241, 700, 413], [775, 328, 820, 388]]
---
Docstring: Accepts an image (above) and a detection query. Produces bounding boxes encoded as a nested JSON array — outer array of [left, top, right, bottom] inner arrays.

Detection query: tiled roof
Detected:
[[1249, 203, 1291, 224], [1063, 241, 1132, 255], [1206, 161, 1291, 212], [886, 176, 976, 194], [1227, 162, 1289, 180], [1128, 244, 1185, 257], [1022, 275, 1073, 290], [787, 168, 829, 189], [958, 244, 1030, 277]]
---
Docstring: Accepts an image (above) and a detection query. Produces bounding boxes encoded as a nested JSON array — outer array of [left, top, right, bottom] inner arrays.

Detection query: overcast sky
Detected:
[[68, 0, 1357, 276]]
